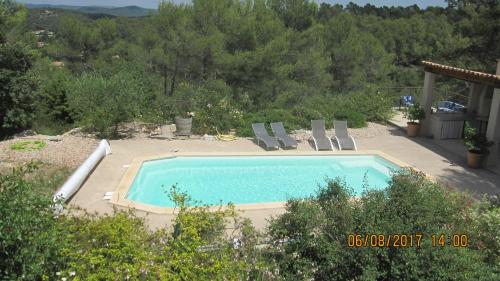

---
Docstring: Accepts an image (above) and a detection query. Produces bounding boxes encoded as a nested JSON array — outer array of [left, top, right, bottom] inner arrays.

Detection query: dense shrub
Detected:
[[331, 107, 367, 128], [232, 89, 394, 137], [31, 59, 74, 135], [58, 211, 160, 280], [57, 188, 277, 280], [469, 196, 500, 267], [0, 165, 278, 280], [267, 169, 499, 280], [67, 63, 153, 138], [0, 43, 37, 132], [326, 90, 394, 128], [0, 164, 66, 280], [170, 80, 243, 135], [237, 108, 300, 137]]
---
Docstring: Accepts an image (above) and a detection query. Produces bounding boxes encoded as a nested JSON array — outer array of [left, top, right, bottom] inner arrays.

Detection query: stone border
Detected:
[[109, 150, 412, 214]]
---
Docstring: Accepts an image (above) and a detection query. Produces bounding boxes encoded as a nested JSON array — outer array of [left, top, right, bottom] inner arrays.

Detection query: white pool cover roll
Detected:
[[53, 139, 111, 213]]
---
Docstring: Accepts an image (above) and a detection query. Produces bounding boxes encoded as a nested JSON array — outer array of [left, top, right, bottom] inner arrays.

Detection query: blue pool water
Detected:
[[126, 155, 400, 207]]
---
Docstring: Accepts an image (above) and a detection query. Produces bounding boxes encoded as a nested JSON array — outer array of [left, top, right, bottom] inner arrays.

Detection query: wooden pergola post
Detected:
[[419, 71, 435, 137], [467, 83, 484, 115], [485, 60, 500, 167]]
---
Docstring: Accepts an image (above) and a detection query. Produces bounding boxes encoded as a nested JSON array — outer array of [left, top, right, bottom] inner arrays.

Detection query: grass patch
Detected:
[[10, 140, 47, 151], [0, 162, 72, 196], [29, 167, 72, 196]]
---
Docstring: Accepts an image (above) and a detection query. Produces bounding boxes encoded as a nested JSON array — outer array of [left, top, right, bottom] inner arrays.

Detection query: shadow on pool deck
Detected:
[[385, 124, 500, 198]]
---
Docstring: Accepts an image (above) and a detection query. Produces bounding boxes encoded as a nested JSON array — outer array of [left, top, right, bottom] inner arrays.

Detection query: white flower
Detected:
[[56, 272, 61, 276], [62, 278, 67, 281], [69, 272, 76, 276]]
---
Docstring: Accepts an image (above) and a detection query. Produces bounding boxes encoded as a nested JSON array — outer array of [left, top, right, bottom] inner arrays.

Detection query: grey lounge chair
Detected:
[[252, 123, 279, 150], [309, 120, 334, 151], [333, 120, 357, 151], [271, 122, 298, 149]]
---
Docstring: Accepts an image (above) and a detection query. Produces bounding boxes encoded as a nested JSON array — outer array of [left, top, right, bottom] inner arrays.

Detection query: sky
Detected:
[[16, 0, 447, 9]]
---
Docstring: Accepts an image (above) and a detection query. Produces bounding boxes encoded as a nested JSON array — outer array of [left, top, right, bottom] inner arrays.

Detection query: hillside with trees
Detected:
[[26, 4, 154, 18], [2, 0, 498, 138]]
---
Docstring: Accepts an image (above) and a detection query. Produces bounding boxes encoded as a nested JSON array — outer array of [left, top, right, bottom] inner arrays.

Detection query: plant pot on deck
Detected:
[[466, 150, 485, 169], [406, 122, 420, 137], [174, 116, 192, 136]]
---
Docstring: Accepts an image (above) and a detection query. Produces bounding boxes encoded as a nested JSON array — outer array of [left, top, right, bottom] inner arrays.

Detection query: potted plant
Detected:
[[464, 122, 492, 168], [169, 83, 201, 136], [174, 111, 194, 136], [174, 96, 194, 136], [404, 102, 426, 137]]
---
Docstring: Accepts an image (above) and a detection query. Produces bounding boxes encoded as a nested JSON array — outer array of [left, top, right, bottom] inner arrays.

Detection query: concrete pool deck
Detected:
[[69, 124, 500, 231]]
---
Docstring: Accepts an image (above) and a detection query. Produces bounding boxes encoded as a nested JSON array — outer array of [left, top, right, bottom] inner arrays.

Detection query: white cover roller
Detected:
[[53, 139, 111, 213]]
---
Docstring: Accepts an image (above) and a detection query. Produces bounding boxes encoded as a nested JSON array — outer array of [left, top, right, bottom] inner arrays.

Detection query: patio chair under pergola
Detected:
[[419, 60, 500, 168]]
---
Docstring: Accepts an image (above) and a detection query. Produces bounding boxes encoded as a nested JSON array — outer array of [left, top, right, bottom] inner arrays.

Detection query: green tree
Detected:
[[154, 2, 197, 96], [324, 14, 393, 91], [0, 1, 37, 134], [67, 62, 150, 138], [0, 0, 28, 43], [54, 15, 99, 62], [30, 58, 73, 134], [446, 0, 500, 68], [269, 0, 318, 31], [0, 43, 37, 132]]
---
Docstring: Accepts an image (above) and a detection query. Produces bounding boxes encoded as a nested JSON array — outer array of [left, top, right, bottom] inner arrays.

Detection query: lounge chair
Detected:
[[333, 120, 357, 151], [270, 122, 298, 149], [309, 120, 334, 151], [252, 123, 279, 150]]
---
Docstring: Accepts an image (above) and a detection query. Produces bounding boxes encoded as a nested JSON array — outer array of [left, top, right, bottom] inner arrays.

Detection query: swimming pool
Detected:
[[125, 155, 400, 208]]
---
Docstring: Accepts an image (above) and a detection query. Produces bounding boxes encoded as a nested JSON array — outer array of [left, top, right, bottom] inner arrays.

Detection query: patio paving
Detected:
[[69, 123, 500, 231], [389, 110, 500, 175]]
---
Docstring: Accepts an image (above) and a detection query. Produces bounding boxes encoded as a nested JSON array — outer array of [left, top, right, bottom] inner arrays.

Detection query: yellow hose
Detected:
[[216, 128, 237, 141]]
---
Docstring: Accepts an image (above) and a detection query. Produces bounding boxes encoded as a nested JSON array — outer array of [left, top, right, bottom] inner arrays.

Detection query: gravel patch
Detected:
[[292, 122, 392, 140], [348, 122, 393, 139], [0, 122, 392, 168], [0, 135, 99, 168]]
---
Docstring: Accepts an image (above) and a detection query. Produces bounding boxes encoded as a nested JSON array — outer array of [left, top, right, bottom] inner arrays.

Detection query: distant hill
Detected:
[[27, 8, 115, 31], [25, 4, 155, 18]]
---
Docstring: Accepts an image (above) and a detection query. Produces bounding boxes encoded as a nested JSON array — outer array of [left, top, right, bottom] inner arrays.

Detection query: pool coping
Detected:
[[109, 150, 413, 214]]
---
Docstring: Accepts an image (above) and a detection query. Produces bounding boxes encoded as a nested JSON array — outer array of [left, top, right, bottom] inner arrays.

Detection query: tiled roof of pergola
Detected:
[[421, 60, 500, 88]]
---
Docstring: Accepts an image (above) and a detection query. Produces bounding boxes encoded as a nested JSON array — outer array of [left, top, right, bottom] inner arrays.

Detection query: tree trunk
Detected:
[[163, 64, 168, 96], [329, 53, 335, 84], [169, 61, 179, 97], [202, 50, 209, 80]]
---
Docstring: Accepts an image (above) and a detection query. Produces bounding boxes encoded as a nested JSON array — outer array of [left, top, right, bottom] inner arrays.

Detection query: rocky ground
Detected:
[[0, 129, 99, 169], [291, 122, 392, 141]]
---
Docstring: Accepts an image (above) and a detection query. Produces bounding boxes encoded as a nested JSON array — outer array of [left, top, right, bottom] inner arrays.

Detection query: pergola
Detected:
[[419, 60, 500, 167]]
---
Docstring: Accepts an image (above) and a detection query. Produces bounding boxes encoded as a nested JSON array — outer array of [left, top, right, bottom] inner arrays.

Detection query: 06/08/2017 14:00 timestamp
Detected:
[[347, 234, 469, 248]]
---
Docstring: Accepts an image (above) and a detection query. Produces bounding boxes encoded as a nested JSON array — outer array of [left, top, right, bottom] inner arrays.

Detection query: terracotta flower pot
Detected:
[[467, 150, 484, 169], [406, 122, 420, 137]]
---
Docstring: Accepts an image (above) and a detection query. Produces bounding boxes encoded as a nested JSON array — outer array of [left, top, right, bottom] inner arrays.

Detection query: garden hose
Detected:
[[216, 128, 237, 141]]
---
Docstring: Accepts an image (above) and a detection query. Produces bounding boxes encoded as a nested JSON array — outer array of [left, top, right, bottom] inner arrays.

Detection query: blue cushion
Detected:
[[400, 96, 414, 106]]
